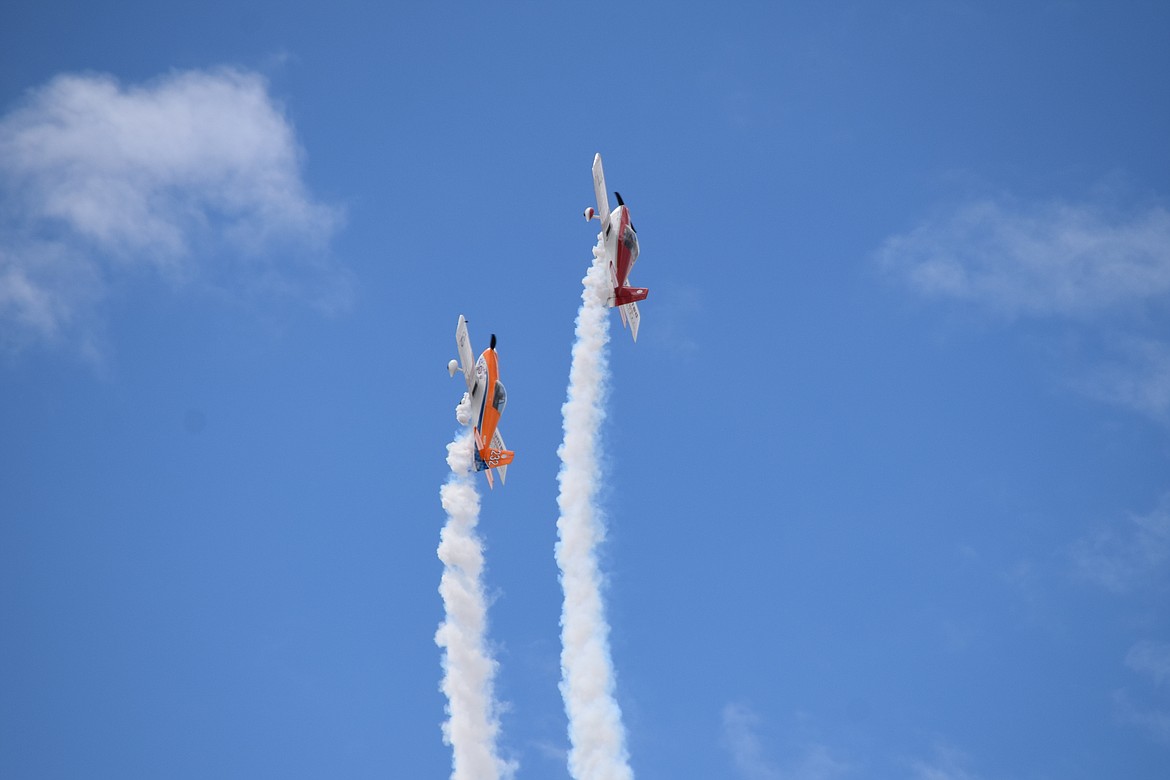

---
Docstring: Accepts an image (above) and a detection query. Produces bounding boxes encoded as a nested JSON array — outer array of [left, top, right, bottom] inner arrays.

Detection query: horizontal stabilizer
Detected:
[[472, 447, 513, 468], [613, 286, 649, 306], [485, 448, 514, 469], [472, 429, 513, 488]]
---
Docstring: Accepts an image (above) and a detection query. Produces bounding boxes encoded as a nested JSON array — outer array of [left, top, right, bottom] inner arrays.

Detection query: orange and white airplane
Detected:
[[447, 314, 514, 487], [584, 152, 648, 341]]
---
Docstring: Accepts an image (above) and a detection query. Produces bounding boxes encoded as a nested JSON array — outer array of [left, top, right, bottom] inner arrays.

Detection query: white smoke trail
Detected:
[[555, 240, 634, 780], [435, 404, 514, 780]]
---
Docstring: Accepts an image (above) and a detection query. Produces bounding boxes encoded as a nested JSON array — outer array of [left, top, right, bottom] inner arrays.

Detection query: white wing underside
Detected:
[[455, 315, 475, 391], [592, 153, 610, 227]]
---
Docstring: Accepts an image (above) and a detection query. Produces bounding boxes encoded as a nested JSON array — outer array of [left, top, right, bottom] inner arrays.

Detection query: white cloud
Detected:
[[1114, 689, 1170, 746], [0, 67, 347, 355], [877, 194, 1170, 421], [790, 744, 852, 780], [1127, 641, 1170, 688], [1117, 642, 1170, 745], [721, 704, 851, 780], [1070, 495, 1170, 594], [907, 744, 979, 780], [1074, 336, 1170, 422], [722, 703, 781, 780], [876, 198, 1170, 319]]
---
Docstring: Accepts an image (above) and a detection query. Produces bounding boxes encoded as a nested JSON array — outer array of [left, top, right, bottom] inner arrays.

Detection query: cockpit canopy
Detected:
[[493, 381, 507, 413], [621, 222, 639, 267]]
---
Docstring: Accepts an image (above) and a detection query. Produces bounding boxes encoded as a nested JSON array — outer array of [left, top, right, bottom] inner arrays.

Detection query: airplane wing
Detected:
[[592, 153, 611, 228], [455, 315, 476, 391]]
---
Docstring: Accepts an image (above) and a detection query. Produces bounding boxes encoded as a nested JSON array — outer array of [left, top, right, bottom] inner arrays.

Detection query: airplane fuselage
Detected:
[[604, 204, 639, 288], [472, 347, 505, 470]]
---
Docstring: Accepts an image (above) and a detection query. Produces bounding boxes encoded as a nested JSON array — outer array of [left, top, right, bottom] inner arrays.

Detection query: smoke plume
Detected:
[[555, 241, 634, 780], [435, 413, 514, 780]]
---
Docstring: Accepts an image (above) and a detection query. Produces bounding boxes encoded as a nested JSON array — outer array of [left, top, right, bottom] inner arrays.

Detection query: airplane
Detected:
[[447, 314, 514, 488], [583, 152, 648, 342]]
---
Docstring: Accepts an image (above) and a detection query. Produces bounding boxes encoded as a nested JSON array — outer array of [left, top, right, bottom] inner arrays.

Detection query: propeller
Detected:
[[614, 192, 636, 233]]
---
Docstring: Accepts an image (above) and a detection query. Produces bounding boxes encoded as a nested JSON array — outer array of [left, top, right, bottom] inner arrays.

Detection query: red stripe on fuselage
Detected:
[[615, 206, 632, 285]]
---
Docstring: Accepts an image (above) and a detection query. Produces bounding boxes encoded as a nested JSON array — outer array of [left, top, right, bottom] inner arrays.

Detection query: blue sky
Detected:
[[2, 2, 1169, 778]]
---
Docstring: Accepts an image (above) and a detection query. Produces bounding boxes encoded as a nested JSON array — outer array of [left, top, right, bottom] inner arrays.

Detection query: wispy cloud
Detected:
[[1114, 688, 1170, 746], [721, 704, 851, 780], [876, 198, 1170, 319], [907, 743, 979, 780], [722, 703, 780, 780], [1127, 640, 1170, 688], [877, 194, 1170, 420], [0, 67, 347, 356], [789, 744, 852, 780], [1073, 336, 1170, 423], [1070, 494, 1170, 594], [1117, 638, 1170, 747]]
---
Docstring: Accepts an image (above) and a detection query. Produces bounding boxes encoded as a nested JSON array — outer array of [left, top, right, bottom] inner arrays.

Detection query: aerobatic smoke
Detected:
[[555, 240, 634, 780], [435, 407, 514, 780]]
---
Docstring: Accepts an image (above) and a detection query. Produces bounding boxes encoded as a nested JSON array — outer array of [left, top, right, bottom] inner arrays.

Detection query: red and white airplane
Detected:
[[584, 153, 648, 341], [448, 314, 514, 487]]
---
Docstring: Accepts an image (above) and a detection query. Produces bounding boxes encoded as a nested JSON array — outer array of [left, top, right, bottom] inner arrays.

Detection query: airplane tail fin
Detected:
[[622, 301, 641, 342], [477, 448, 513, 489]]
